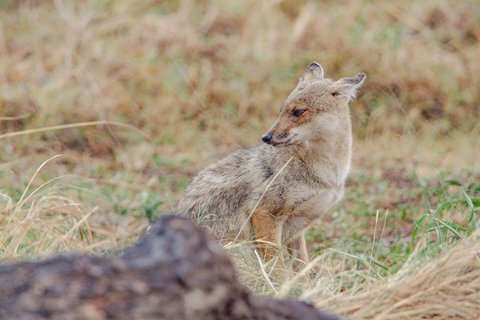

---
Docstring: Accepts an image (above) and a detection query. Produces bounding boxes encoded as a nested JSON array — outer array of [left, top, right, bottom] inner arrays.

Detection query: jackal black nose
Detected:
[[262, 132, 273, 144]]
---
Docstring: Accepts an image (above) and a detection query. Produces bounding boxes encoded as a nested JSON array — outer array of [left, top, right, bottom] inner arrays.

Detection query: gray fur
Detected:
[[177, 63, 366, 261]]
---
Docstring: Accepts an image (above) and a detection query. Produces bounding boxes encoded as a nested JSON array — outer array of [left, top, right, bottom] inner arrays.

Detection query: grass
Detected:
[[1, 0, 480, 319]]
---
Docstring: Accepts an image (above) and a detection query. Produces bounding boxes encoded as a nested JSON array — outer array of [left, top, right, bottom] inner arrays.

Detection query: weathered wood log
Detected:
[[0, 215, 342, 320]]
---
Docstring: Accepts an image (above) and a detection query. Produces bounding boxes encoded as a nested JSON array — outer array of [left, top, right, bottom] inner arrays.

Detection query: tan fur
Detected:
[[177, 62, 366, 263], [251, 209, 281, 261]]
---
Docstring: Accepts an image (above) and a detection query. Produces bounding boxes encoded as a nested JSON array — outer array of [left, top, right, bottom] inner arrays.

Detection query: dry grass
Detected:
[[0, 154, 148, 260], [315, 232, 480, 319], [1, 1, 480, 319], [2, 0, 479, 148]]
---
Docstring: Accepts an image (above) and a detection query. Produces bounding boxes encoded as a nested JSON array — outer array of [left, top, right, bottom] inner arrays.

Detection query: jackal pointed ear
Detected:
[[300, 62, 324, 82], [331, 72, 366, 100]]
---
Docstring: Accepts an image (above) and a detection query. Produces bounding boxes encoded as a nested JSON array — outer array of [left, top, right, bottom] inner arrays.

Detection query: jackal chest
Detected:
[[288, 184, 344, 218], [260, 182, 344, 220]]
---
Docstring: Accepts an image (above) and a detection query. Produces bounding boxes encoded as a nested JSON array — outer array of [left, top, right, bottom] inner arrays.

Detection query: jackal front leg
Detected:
[[286, 230, 309, 268], [251, 210, 282, 261]]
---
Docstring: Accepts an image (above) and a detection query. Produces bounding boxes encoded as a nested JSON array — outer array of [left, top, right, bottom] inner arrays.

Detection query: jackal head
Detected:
[[261, 62, 366, 147]]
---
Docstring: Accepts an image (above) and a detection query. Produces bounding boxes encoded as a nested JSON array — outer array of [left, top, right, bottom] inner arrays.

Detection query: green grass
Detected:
[[324, 171, 480, 275]]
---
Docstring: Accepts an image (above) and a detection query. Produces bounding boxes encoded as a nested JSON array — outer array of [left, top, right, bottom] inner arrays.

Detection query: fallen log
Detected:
[[0, 215, 342, 320]]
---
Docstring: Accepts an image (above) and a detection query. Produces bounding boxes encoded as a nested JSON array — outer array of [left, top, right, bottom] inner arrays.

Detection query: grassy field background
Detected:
[[1, 0, 480, 318]]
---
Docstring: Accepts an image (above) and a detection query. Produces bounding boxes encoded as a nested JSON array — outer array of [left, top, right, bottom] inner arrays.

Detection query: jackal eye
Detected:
[[291, 108, 305, 117]]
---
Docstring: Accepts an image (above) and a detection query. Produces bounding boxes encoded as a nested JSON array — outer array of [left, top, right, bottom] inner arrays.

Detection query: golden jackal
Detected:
[[178, 62, 366, 263]]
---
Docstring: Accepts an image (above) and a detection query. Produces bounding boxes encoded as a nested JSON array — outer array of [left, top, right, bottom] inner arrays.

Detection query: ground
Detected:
[[0, 1, 479, 319]]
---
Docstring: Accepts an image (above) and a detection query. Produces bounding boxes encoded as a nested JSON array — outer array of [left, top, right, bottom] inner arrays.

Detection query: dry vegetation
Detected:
[[0, 0, 479, 319]]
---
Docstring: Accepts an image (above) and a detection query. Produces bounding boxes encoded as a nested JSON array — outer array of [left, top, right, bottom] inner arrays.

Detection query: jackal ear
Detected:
[[300, 62, 324, 82], [331, 73, 366, 100]]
